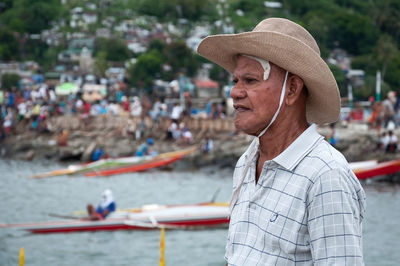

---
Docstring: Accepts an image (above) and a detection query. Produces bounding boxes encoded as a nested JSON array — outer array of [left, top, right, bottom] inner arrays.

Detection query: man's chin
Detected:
[[234, 122, 258, 136]]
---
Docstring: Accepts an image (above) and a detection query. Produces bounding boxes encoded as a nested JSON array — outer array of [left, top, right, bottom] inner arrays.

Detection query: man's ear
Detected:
[[286, 75, 305, 106]]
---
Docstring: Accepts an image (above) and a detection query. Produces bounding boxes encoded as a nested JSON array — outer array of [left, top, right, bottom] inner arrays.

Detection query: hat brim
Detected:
[[197, 31, 340, 125]]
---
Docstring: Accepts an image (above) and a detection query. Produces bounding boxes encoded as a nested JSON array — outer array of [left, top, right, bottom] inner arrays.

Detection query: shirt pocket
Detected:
[[258, 202, 306, 254]]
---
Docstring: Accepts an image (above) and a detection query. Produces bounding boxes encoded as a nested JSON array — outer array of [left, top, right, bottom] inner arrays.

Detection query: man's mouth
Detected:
[[233, 104, 250, 112]]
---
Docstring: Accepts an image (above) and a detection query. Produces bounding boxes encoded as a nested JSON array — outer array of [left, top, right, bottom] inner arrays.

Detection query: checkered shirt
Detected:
[[225, 124, 366, 265]]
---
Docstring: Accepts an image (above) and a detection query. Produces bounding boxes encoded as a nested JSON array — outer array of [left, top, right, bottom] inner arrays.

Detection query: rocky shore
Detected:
[[2, 116, 400, 182], [1, 115, 246, 164]]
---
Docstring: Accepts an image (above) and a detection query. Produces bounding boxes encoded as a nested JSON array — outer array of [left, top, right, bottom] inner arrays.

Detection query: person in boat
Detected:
[[87, 189, 116, 220], [197, 17, 366, 265]]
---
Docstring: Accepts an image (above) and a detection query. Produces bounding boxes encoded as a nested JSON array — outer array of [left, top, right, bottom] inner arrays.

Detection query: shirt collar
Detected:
[[273, 124, 323, 171]]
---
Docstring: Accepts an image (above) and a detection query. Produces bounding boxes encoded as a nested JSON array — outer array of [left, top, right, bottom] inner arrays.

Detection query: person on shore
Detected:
[[379, 131, 388, 151], [385, 130, 398, 153], [201, 135, 214, 153], [197, 17, 366, 265], [382, 91, 396, 129], [327, 122, 338, 147], [87, 189, 116, 220], [181, 127, 194, 145], [166, 119, 181, 140], [136, 137, 155, 156]]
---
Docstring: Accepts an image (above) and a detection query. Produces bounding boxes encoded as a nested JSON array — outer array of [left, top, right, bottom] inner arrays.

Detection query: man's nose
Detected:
[[230, 83, 246, 99]]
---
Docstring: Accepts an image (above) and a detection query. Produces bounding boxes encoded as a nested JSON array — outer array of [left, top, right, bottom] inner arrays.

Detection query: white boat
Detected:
[[0, 202, 229, 234]]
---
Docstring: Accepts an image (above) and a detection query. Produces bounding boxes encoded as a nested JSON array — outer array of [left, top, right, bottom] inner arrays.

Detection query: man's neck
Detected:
[[258, 118, 308, 161], [254, 118, 308, 184]]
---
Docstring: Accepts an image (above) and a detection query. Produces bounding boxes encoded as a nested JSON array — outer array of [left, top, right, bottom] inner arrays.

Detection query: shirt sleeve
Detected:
[[307, 168, 365, 265]]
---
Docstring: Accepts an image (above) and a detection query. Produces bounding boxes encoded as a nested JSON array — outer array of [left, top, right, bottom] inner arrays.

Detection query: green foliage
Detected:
[[0, 0, 14, 13], [284, 0, 337, 16], [384, 56, 400, 90], [0, 0, 63, 34], [353, 74, 391, 101], [41, 46, 63, 72], [148, 39, 166, 54], [302, 11, 331, 58], [351, 55, 375, 75], [24, 39, 51, 66], [1, 0, 400, 95], [94, 51, 109, 77], [0, 28, 19, 61], [129, 40, 204, 89], [95, 37, 132, 62], [129, 49, 164, 89], [371, 0, 400, 44], [127, 0, 214, 21], [327, 11, 379, 55], [329, 64, 346, 96], [209, 63, 230, 84], [163, 40, 199, 76], [373, 34, 399, 80], [1, 73, 20, 90]]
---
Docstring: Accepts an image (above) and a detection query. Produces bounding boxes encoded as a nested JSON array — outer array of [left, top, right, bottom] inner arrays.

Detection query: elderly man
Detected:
[[198, 18, 366, 265]]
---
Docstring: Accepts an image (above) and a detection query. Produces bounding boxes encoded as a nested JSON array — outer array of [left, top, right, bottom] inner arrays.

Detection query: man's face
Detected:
[[231, 55, 286, 135]]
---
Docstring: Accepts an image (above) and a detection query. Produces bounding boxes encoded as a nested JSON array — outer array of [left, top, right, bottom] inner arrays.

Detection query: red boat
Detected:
[[351, 158, 400, 180], [0, 202, 229, 234], [84, 152, 186, 177], [31, 147, 197, 178]]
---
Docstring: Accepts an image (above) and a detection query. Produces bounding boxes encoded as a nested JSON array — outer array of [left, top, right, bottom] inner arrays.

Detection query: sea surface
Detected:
[[0, 159, 399, 265]]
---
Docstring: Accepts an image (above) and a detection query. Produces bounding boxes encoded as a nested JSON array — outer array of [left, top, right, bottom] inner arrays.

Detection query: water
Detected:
[[0, 160, 399, 265]]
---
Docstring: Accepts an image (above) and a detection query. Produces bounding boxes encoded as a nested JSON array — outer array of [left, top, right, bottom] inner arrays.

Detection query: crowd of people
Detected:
[[367, 91, 400, 153], [0, 83, 227, 151], [369, 91, 400, 133]]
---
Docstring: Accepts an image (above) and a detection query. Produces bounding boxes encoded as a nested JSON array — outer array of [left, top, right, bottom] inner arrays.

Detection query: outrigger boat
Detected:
[[351, 158, 400, 180], [0, 202, 229, 234], [31, 146, 197, 178]]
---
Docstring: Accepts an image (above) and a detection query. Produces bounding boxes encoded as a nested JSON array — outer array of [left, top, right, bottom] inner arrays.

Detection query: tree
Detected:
[[373, 34, 399, 81], [370, 0, 400, 44], [128, 0, 213, 21], [0, 28, 19, 61], [94, 51, 109, 77], [129, 49, 164, 89], [95, 37, 132, 62], [148, 38, 166, 54], [383, 56, 400, 90], [164, 40, 199, 76], [327, 11, 379, 55], [302, 11, 331, 58], [1, 73, 20, 90], [328, 64, 346, 96], [1, 0, 62, 34]]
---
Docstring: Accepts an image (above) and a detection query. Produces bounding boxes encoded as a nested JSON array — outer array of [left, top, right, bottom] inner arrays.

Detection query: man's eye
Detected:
[[232, 79, 238, 84], [245, 78, 256, 83]]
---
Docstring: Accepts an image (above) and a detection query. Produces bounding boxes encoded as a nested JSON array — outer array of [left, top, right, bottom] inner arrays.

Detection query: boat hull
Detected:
[[26, 217, 229, 234], [353, 158, 400, 180], [5, 203, 230, 234]]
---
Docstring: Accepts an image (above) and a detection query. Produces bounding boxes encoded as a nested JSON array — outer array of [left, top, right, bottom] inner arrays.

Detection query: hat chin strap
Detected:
[[229, 71, 289, 215], [257, 71, 289, 138]]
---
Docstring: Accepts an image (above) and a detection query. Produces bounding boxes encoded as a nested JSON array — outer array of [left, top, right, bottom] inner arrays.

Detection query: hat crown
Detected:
[[253, 18, 320, 55]]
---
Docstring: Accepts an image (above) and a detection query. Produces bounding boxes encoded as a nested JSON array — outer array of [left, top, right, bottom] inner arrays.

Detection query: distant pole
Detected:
[[376, 70, 381, 101], [347, 83, 353, 109], [19, 247, 24, 266], [159, 227, 165, 266], [178, 74, 185, 110]]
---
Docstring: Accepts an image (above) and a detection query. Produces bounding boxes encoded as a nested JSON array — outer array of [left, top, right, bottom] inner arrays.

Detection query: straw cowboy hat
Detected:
[[197, 17, 340, 124]]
